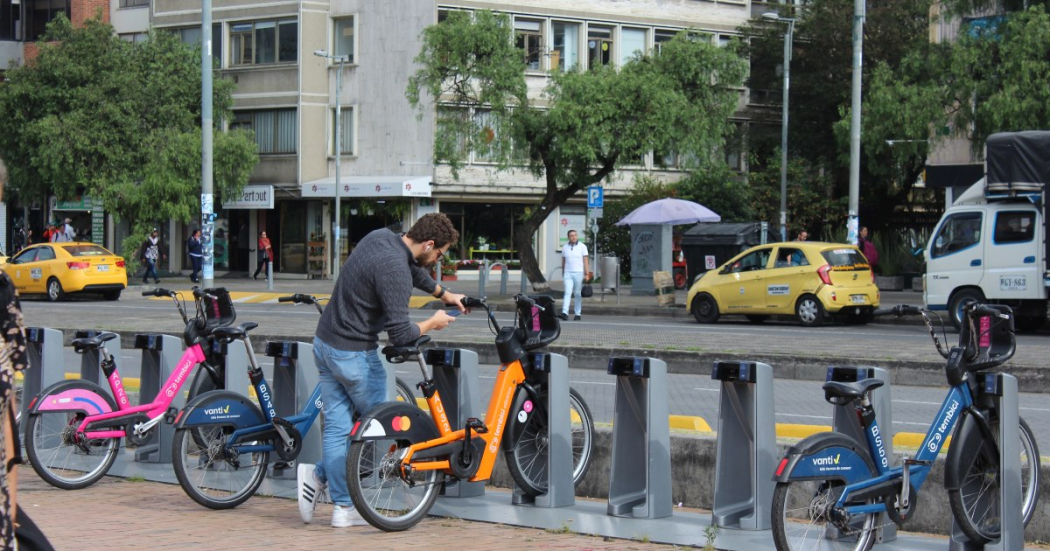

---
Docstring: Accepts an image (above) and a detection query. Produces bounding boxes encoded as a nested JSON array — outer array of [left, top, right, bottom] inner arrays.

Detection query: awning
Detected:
[[300, 176, 432, 198]]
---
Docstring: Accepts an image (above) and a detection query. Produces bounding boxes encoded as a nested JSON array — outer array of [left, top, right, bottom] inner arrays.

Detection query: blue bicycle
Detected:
[[772, 303, 1040, 550]]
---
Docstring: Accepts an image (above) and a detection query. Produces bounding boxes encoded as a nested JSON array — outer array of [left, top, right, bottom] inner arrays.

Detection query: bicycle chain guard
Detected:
[[448, 438, 485, 480], [126, 421, 154, 447], [886, 484, 918, 526], [273, 418, 302, 461]]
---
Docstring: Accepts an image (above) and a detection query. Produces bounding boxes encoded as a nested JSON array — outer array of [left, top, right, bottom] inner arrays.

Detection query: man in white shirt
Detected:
[[558, 229, 590, 321]]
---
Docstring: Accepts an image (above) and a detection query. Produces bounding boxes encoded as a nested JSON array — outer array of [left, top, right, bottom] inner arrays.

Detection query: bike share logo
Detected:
[[928, 399, 959, 453], [315, 397, 323, 410], [812, 453, 841, 467], [204, 405, 230, 416]]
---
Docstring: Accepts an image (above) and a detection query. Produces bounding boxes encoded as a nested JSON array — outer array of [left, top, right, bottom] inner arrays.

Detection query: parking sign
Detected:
[[587, 186, 603, 208]]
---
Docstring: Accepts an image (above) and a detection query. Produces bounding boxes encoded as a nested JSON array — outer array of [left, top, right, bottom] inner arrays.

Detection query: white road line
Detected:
[[692, 387, 720, 392]]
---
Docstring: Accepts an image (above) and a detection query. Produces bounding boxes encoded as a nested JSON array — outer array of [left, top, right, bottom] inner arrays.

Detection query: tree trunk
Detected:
[[514, 216, 549, 291]]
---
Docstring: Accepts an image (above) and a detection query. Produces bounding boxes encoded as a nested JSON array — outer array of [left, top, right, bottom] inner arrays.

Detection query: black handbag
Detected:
[[15, 508, 55, 551], [580, 284, 593, 298]]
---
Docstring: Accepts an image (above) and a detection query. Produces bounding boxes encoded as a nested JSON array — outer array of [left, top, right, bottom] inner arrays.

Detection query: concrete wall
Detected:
[[0, 42, 22, 69]]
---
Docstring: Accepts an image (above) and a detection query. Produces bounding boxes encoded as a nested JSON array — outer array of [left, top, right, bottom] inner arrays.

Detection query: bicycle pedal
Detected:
[[465, 418, 487, 434], [164, 407, 179, 424]]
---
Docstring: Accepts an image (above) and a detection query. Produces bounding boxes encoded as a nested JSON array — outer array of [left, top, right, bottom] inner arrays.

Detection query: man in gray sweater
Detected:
[[298, 213, 465, 527]]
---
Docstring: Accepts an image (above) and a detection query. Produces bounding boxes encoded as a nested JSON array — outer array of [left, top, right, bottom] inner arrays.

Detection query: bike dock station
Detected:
[[827, 365, 897, 544], [510, 352, 574, 508], [132, 333, 182, 463], [209, 338, 251, 398], [21, 327, 65, 424], [264, 340, 321, 474], [75, 329, 123, 388], [711, 360, 775, 532], [949, 372, 1023, 551], [423, 347, 485, 498]]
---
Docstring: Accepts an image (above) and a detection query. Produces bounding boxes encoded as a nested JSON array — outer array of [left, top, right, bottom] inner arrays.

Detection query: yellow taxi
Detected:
[[1, 242, 127, 301], [686, 241, 880, 327]]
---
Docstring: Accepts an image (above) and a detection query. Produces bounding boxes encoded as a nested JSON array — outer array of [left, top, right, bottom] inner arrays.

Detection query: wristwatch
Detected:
[[436, 286, 447, 299]]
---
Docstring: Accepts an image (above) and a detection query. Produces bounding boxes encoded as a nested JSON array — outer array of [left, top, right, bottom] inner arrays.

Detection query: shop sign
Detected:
[[50, 196, 94, 211], [223, 185, 274, 209]]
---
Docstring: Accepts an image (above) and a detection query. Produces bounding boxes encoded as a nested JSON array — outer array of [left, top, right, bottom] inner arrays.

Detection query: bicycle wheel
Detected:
[[771, 479, 877, 551], [346, 438, 444, 532], [395, 377, 418, 407], [503, 387, 595, 496], [172, 426, 269, 510], [25, 411, 120, 490], [947, 415, 1041, 543]]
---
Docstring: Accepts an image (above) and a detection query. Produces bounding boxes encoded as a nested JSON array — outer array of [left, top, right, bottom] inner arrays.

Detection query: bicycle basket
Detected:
[[201, 287, 236, 328], [959, 304, 1014, 370], [518, 295, 560, 351]]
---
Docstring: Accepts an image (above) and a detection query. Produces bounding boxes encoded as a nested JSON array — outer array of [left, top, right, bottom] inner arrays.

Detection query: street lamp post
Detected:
[[313, 50, 349, 280], [762, 12, 795, 242]]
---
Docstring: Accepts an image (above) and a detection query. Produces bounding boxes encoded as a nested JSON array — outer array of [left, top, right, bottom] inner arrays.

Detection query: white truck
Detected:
[[924, 131, 1050, 331]]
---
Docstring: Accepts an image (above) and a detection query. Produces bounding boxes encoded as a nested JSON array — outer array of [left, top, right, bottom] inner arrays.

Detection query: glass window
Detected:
[[172, 24, 223, 66], [332, 108, 354, 155], [620, 27, 646, 65], [776, 247, 807, 267], [119, 0, 148, 8], [65, 245, 111, 256], [654, 29, 677, 53], [821, 248, 867, 269], [724, 122, 745, 171], [550, 21, 579, 71], [994, 211, 1035, 245], [230, 19, 297, 66], [119, 32, 148, 43], [514, 18, 544, 71], [12, 248, 37, 264], [36, 247, 56, 261], [232, 109, 298, 154], [718, 35, 735, 48], [334, 17, 355, 63], [473, 109, 499, 162], [26, 0, 70, 42], [931, 212, 983, 258], [587, 25, 613, 68], [729, 249, 771, 272]]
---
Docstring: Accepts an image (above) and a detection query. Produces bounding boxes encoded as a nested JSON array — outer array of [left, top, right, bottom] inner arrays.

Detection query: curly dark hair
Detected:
[[406, 213, 459, 248]]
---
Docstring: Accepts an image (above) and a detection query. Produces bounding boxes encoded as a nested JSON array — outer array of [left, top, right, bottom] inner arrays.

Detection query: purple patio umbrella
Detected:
[[614, 198, 721, 226]]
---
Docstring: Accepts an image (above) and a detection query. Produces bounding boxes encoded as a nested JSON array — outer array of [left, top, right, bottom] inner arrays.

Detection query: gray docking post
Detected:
[[22, 327, 65, 426], [264, 340, 322, 474], [75, 329, 123, 388], [423, 347, 485, 498], [510, 352, 574, 508], [132, 333, 183, 463]]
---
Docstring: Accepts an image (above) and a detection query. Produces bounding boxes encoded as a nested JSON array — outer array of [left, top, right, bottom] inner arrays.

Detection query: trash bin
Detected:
[[680, 223, 780, 286], [600, 256, 620, 291]]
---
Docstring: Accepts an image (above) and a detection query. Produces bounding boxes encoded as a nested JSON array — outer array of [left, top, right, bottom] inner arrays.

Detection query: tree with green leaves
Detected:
[[408, 10, 747, 290], [0, 16, 257, 265]]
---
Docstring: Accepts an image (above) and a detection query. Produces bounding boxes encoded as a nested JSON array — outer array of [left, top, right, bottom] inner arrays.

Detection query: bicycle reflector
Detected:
[[775, 457, 789, 477]]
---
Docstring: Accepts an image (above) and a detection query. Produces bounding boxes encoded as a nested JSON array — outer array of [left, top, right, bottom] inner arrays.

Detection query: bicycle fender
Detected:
[[174, 390, 267, 429], [775, 432, 877, 485], [501, 386, 538, 453], [350, 402, 439, 443], [27, 380, 118, 416], [943, 411, 985, 491]]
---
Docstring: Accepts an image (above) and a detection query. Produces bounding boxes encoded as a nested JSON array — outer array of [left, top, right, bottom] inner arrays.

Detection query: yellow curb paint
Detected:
[[409, 296, 440, 309], [669, 414, 713, 433], [776, 424, 832, 439], [148, 291, 439, 308]]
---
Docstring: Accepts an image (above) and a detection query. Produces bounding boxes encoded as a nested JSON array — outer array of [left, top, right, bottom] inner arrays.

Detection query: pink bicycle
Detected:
[[24, 287, 253, 490]]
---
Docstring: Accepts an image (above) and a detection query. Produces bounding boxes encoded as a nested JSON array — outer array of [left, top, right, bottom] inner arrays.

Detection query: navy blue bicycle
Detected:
[[772, 303, 1040, 550]]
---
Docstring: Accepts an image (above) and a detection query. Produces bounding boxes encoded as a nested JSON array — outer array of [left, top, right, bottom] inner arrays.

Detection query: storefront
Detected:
[[220, 185, 275, 274], [49, 195, 105, 244]]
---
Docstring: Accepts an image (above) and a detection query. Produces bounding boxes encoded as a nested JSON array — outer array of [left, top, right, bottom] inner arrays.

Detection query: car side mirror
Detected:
[[719, 266, 729, 275]]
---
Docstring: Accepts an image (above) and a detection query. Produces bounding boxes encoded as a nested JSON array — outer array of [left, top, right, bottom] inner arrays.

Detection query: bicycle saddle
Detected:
[[822, 379, 884, 405], [382, 336, 432, 363], [72, 331, 119, 353], [212, 322, 259, 341]]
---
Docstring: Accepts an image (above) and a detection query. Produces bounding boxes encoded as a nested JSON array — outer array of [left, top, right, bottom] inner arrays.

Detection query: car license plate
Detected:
[[97, 265, 109, 272], [850, 295, 866, 304]]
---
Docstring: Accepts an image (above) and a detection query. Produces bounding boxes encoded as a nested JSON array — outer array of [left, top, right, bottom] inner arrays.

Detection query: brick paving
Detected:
[[17, 470, 677, 550]]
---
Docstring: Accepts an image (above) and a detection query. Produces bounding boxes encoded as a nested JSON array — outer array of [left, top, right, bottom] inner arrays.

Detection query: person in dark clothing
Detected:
[[187, 229, 203, 283], [858, 226, 879, 273], [253, 231, 273, 280], [140, 229, 164, 284], [296, 213, 466, 528]]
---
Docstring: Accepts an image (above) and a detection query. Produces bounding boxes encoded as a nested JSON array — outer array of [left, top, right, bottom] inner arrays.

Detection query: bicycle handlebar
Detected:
[[972, 304, 1010, 320], [277, 293, 327, 314]]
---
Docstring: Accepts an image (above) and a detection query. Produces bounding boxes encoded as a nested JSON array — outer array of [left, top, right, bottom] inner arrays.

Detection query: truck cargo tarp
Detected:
[[986, 131, 1050, 190]]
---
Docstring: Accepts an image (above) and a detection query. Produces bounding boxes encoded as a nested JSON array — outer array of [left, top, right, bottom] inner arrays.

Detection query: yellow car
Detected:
[[686, 241, 880, 327], [2, 242, 127, 301]]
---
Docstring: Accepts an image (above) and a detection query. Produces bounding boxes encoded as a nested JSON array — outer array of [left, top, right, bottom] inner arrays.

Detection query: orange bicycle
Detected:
[[346, 294, 593, 531]]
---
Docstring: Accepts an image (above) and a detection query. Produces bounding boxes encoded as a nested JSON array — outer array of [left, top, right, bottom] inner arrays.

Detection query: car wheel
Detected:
[[796, 294, 825, 327], [745, 315, 768, 324], [948, 289, 984, 331], [691, 293, 720, 324], [102, 290, 121, 301], [47, 278, 65, 302]]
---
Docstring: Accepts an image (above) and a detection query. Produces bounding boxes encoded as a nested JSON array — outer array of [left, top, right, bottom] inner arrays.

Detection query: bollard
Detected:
[[510, 352, 574, 508], [606, 356, 672, 519], [267, 260, 273, 290], [949, 373, 1022, 551], [264, 340, 321, 474], [75, 329, 123, 388], [478, 260, 488, 298], [499, 264, 509, 295], [22, 327, 65, 425], [132, 333, 183, 463], [827, 366, 896, 543], [423, 347, 485, 498], [711, 361, 775, 531], [519, 271, 529, 295]]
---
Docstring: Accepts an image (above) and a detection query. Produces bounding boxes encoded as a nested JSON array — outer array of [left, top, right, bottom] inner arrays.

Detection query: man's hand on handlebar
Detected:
[[442, 290, 470, 314]]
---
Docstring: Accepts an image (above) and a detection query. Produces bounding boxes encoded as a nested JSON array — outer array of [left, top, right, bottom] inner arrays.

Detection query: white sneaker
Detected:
[[297, 464, 327, 524], [332, 504, 368, 528]]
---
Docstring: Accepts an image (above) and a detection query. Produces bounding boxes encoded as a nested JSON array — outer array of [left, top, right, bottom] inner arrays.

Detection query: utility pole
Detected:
[[314, 50, 349, 280], [201, 0, 214, 288], [847, 0, 865, 245]]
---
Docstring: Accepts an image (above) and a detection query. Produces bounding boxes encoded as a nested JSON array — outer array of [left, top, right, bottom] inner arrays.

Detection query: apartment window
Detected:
[[473, 109, 499, 162], [514, 18, 544, 71], [724, 122, 745, 171], [549, 21, 579, 71], [119, 32, 148, 43], [331, 108, 354, 155], [587, 25, 613, 68], [232, 109, 297, 154], [654, 29, 677, 53], [172, 24, 223, 66], [230, 19, 297, 66], [119, 0, 148, 8], [619, 27, 646, 66], [718, 35, 734, 48], [334, 16, 355, 63], [0, 0, 19, 41], [24, 0, 70, 42]]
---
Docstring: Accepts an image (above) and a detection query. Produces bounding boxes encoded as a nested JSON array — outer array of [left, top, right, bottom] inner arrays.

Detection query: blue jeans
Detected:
[[143, 258, 158, 282], [312, 337, 387, 507], [562, 271, 584, 316]]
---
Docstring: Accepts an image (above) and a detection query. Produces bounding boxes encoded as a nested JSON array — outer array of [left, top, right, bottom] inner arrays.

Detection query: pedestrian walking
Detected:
[[140, 228, 165, 285], [43, 224, 57, 243], [557, 229, 590, 321], [297, 213, 466, 528], [187, 229, 203, 283], [253, 231, 273, 280]]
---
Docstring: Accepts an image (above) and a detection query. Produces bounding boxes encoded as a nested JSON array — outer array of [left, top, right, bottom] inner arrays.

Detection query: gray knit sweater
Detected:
[[315, 229, 438, 351]]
